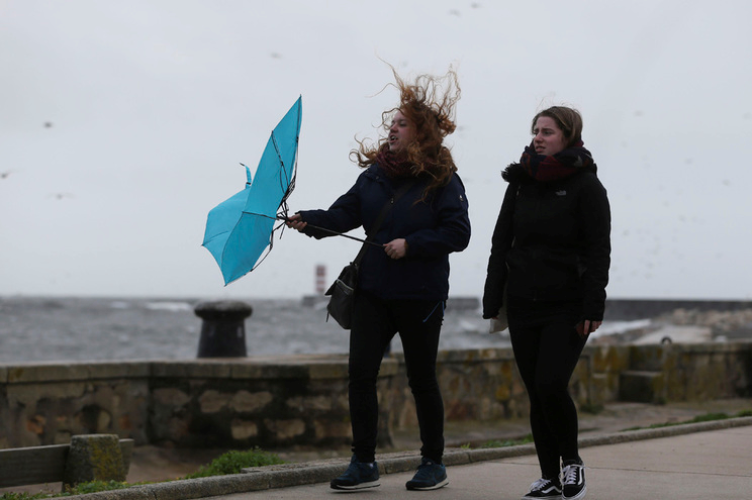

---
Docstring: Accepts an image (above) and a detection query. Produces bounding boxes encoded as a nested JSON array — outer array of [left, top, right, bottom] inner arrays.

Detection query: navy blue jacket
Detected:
[[299, 165, 471, 301]]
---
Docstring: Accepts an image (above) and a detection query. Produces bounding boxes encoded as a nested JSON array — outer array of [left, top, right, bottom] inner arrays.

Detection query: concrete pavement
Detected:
[[215, 420, 752, 500], [67, 416, 752, 500]]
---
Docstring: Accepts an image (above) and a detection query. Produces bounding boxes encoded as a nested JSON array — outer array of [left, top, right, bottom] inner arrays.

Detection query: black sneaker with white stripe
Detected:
[[522, 477, 562, 499], [561, 462, 586, 500]]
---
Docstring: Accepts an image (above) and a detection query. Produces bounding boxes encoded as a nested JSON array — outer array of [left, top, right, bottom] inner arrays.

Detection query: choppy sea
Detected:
[[0, 296, 647, 364], [0, 296, 493, 363]]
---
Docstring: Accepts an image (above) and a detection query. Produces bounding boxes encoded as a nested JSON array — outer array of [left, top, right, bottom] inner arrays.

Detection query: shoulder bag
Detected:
[[326, 180, 416, 329]]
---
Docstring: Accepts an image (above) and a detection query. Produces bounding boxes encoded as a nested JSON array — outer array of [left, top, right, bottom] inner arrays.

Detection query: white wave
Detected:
[[458, 319, 484, 333], [145, 301, 193, 312], [591, 319, 652, 338]]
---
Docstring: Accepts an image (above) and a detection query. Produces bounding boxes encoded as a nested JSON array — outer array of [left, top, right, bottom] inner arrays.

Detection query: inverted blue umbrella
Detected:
[[202, 97, 303, 285]]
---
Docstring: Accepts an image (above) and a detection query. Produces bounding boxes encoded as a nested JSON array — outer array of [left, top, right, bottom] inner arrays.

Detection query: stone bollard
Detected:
[[62, 434, 127, 489], [195, 300, 252, 358]]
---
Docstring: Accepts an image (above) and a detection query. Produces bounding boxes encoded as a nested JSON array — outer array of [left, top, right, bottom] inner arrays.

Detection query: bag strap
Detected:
[[352, 179, 417, 265]]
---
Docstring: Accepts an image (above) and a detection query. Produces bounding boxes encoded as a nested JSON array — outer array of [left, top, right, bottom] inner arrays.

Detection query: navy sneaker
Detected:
[[561, 462, 586, 500], [405, 457, 449, 491], [330, 455, 380, 490], [522, 478, 563, 499]]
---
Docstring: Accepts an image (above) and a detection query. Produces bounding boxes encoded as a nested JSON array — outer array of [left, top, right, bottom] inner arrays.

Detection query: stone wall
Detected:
[[1, 343, 750, 450], [390, 342, 751, 431], [386, 349, 529, 431], [146, 355, 396, 449], [0, 362, 149, 449], [620, 342, 752, 403]]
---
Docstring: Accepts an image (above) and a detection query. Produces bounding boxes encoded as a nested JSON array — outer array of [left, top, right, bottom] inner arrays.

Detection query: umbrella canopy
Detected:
[[202, 97, 302, 285]]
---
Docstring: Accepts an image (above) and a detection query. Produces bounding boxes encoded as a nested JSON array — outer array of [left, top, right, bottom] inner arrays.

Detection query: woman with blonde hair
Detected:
[[287, 67, 470, 491], [483, 106, 610, 500]]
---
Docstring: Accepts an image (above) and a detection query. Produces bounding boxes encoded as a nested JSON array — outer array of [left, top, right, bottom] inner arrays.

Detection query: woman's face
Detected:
[[388, 110, 415, 154], [533, 116, 567, 156]]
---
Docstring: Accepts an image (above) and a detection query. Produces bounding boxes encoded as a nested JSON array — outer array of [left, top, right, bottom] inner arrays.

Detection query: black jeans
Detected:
[[507, 296, 587, 479], [348, 291, 445, 463]]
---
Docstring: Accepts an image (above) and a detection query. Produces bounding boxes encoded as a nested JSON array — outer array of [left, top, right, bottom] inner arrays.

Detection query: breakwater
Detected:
[[2, 342, 750, 451], [603, 299, 752, 320]]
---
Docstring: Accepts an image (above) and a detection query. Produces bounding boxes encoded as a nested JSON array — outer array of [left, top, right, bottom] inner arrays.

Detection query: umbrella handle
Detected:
[[278, 216, 382, 248]]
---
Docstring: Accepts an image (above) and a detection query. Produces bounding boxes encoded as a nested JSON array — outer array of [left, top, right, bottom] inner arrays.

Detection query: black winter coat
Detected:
[[299, 164, 471, 301], [482, 163, 611, 321]]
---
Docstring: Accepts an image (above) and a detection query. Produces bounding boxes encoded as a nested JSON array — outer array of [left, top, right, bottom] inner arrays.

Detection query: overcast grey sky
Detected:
[[1, 0, 750, 300]]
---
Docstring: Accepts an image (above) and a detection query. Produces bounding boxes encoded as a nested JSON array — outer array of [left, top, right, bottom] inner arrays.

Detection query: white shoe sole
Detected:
[[331, 480, 380, 490], [407, 478, 449, 491]]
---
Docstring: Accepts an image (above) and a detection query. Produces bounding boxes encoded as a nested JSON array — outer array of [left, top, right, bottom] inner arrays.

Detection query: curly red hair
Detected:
[[351, 65, 461, 199]]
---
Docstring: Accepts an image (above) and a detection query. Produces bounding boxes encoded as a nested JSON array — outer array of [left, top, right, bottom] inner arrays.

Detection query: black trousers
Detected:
[[348, 291, 445, 463], [507, 296, 587, 479]]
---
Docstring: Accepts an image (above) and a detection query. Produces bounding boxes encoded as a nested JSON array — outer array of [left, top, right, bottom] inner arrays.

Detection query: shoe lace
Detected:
[[343, 462, 360, 477], [561, 464, 583, 485], [413, 459, 439, 480], [413, 458, 439, 481], [530, 478, 553, 491], [343, 457, 372, 478]]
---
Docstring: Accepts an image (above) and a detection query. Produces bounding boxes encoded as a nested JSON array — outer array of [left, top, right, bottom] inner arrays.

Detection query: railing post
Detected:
[[63, 434, 127, 489]]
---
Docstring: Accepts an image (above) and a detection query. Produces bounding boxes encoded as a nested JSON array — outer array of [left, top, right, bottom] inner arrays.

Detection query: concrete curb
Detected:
[[66, 416, 752, 499]]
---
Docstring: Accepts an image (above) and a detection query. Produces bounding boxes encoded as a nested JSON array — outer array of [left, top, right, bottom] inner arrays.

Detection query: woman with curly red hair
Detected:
[[287, 67, 470, 491]]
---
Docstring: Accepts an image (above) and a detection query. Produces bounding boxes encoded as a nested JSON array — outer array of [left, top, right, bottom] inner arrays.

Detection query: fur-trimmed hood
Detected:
[[501, 161, 598, 184]]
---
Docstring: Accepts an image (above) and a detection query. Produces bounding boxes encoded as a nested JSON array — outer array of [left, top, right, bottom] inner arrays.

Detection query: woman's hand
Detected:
[[285, 213, 307, 232], [383, 238, 408, 259], [576, 320, 602, 337]]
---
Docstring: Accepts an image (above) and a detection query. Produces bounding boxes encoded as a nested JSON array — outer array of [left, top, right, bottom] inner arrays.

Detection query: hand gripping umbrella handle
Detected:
[[278, 216, 382, 248]]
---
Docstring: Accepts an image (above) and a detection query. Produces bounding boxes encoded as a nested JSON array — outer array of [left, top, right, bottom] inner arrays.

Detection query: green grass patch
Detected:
[[579, 403, 605, 415], [478, 434, 534, 449], [621, 410, 752, 432], [182, 447, 286, 479], [0, 493, 51, 500], [1, 481, 130, 499], [456, 433, 534, 450], [63, 480, 131, 496], [0, 448, 285, 499]]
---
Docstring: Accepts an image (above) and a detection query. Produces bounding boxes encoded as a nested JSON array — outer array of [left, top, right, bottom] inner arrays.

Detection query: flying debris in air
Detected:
[[47, 193, 75, 200]]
